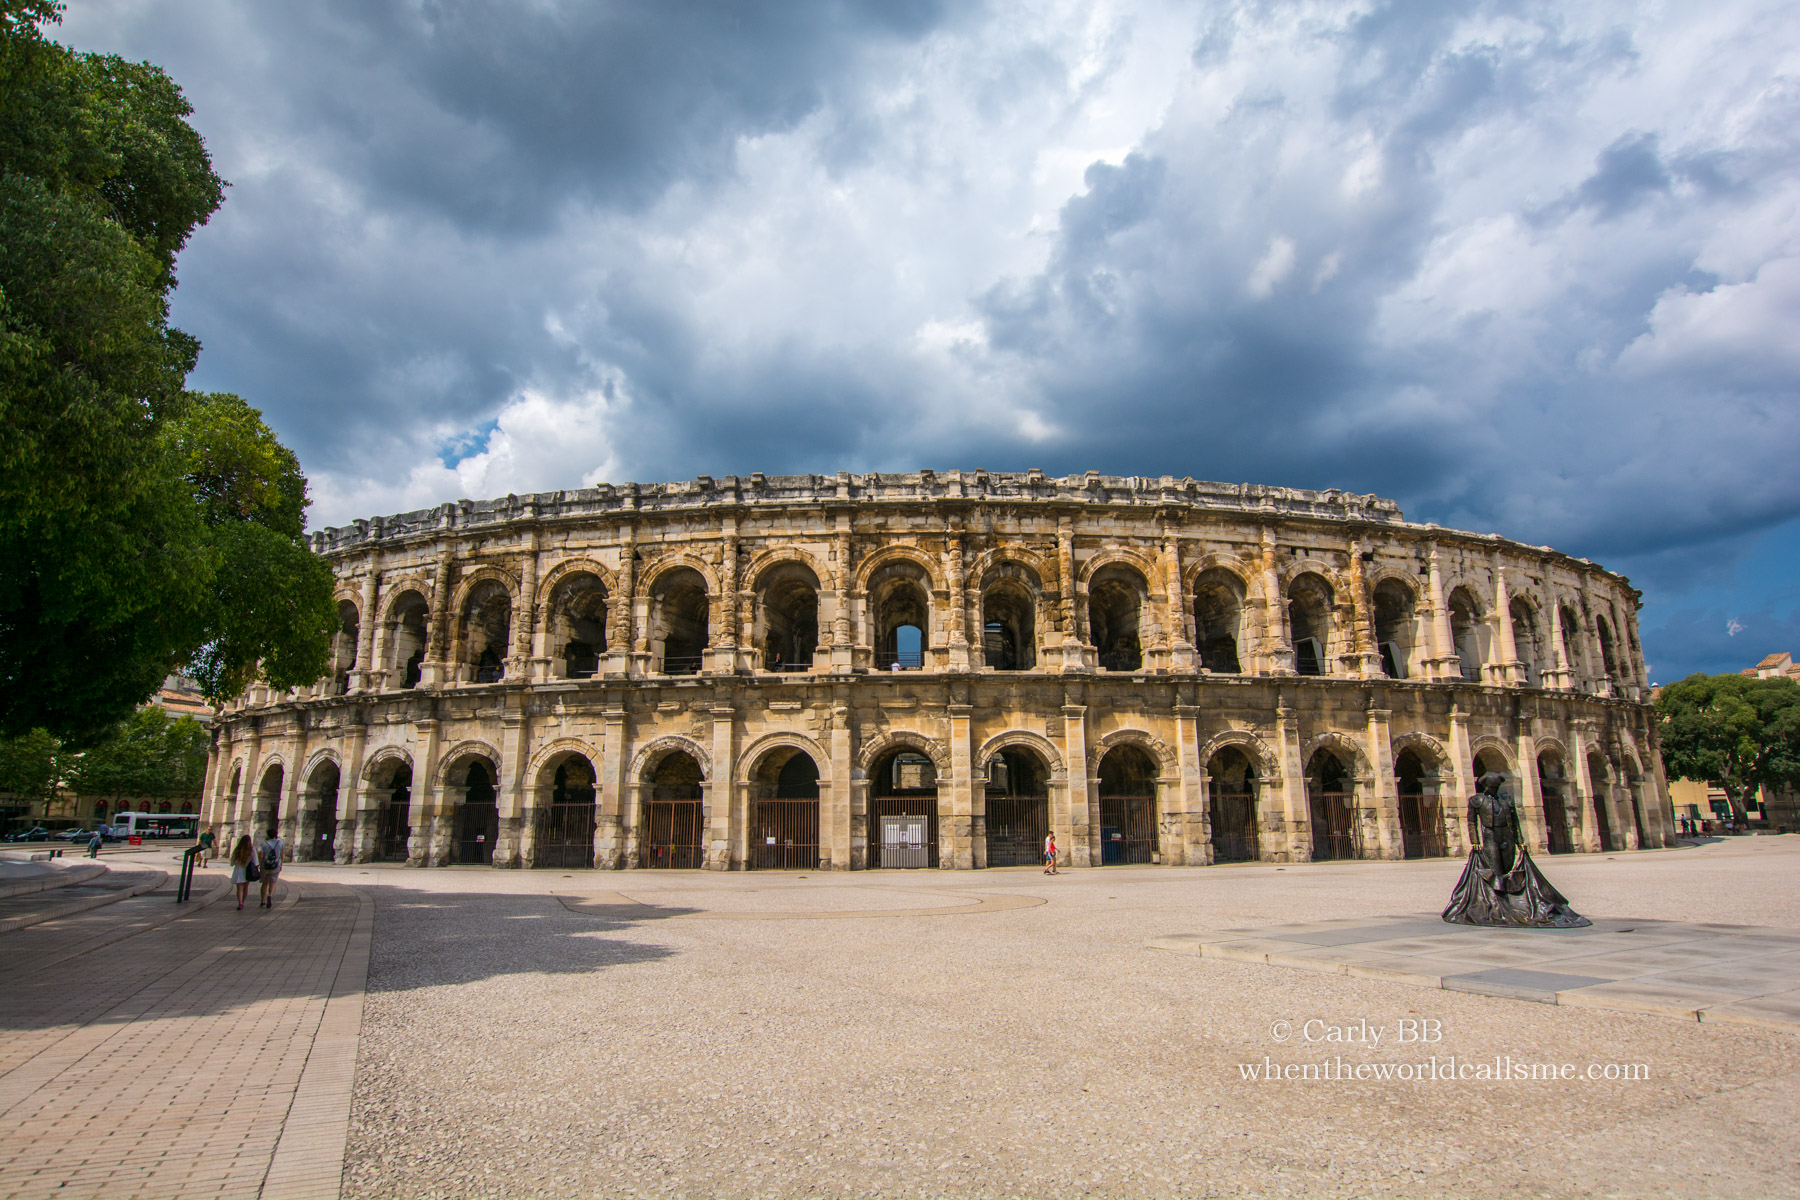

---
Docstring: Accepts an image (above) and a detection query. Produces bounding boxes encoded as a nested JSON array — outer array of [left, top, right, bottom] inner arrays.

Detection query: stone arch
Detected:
[[377, 578, 434, 624], [1388, 731, 1453, 775], [300, 748, 343, 787], [746, 546, 833, 593], [856, 730, 952, 777], [448, 563, 520, 615], [628, 734, 714, 783], [360, 745, 413, 783], [967, 545, 1054, 588], [1301, 731, 1374, 783], [1533, 735, 1572, 765], [1182, 555, 1253, 595], [527, 737, 603, 784], [1279, 558, 1345, 590], [538, 556, 620, 602], [974, 729, 1065, 776], [1076, 547, 1160, 590], [1467, 735, 1517, 775], [1091, 728, 1178, 777], [435, 739, 502, 787], [1197, 729, 1282, 778], [737, 730, 834, 784], [637, 554, 720, 598], [853, 544, 945, 594]]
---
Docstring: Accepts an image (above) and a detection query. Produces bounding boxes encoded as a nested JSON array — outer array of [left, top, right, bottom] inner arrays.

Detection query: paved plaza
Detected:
[[1, 838, 1797, 1199]]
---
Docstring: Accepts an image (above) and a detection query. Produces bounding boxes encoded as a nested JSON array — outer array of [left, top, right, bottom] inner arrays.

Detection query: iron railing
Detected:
[[984, 792, 1047, 867], [1210, 788, 1258, 862], [750, 792, 819, 869], [641, 799, 704, 868], [534, 802, 596, 869], [1099, 792, 1157, 864]]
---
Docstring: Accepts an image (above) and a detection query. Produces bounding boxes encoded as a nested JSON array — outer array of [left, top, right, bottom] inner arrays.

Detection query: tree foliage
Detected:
[[0, 725, 63, 806], [0, 2, 334, 740], [1656, 673, 1800, 822], [62, 705, 209, 805]]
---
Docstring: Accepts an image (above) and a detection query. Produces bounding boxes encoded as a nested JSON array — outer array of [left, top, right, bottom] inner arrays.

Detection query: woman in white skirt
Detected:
[[229, 835, 254, 910]]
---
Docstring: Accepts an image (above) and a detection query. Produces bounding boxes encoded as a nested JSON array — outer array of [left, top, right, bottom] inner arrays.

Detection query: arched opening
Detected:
[[1089, 565, 1146, 672], [308, 761, 340, 862], [1510, 597, 1544, 685], [643, 752, 704, 868], [157, 800, 172, 814], [984, 747, 1049, 867], [1586, 751, 1614, 852], [1192, 570, 1244, 674], [1395, 749, 1445, 859], [370, 759, 412, 863], [751, 749, 820, 869], [459, 579, 513, 683], [650, 568, 709, 676], [1559, 605, 1583, 681], [179, 800, 194, 814], [1206, 748, 1259, 862], [757, 563, 820, 673], [980, 566, 1039, 671], [1447, 587, 1486, 681], [1596, 615, 1620, 685], [871, 562, 931, 671], [331, 600, 359, 694], [869, 748, 938, 868], [384, 591, 429, 689], [1098, 745, 1159, 864], [535, 755, 597, 869], [255, 763, 284, 834], [1538, 752, 1573, 854], [454, 760, 500, 864], [1306, 749, 1359, 861], [1287, 573, 1334, 677], [1372, 579, 1417, 680], [548, 571, 608, 679], [225, 766, 242, 830]]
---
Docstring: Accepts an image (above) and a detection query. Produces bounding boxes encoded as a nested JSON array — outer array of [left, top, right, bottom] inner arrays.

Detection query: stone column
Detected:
[[1261, 528, 1293, 675], [708, 701, 738, 870], [1276, 703, 1306, 862], [336, 721, 367, 865], [1515, 725, 1546, 853], [1546, 591, 1573, 690], [1570, 725, 1602, 853], [716, 516, 740, 673], [1061, 698, 1093, 867], [1491, 565, 1522, 685], [831, 516, 855, 671], [1445, 704, 1474, 855], [493, 711, 529, 868], [408, 716, 442, 866], [945, 528, 971, 671], [1364, 706, 1400, 859], [1173, 703, 1206, 864], [515, 529, 540, 680], [596, 707, 630, 869], [949, 703, 977, 869], [610, 522, 639, 677], [420, 546, 455, 686], [1056, 516, 1089, 670], [1342, 539, 1379, 678], [1424, 544, 1458, 680], [1164, 530, 1195, 670], [352, 571, 381, 690], [239, 725, 265, 849], [281, 724, 310, 861], [827, 692, 854, 870]]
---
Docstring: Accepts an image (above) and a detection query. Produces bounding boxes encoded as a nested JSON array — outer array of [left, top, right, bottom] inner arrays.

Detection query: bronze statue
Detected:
[[1443, 771, 1588, 928]]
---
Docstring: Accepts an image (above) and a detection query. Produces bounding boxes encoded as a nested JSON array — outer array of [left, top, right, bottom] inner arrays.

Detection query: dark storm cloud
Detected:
[[56, 0, 1800, 677]]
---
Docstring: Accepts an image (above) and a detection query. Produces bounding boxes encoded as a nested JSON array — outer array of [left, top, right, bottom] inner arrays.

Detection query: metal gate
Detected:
[[877, 814, 931, 869], [535, 803, 596, 869], [312, 801, 338, 862], [376, 799, 410, 862], [455, 801, 499, 864], [1308, 789, 1361, 862], [1210, 788, 1258, 862], [1099, 793, 1156, 864], [1541, 787, 1573, 854], [752, 797, 819, 869], [984, 794, 1047, 867], [1398, 790, 1446, 859], [642, 800, 704, 868], [869, 796, 938, 868]]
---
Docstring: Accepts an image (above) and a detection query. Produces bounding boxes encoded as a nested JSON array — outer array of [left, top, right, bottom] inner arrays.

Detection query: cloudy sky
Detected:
[[62, 0, 1800, 681]]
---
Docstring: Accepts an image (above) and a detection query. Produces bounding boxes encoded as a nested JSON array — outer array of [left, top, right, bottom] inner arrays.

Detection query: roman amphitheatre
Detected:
[[204, 470, 1669, 872]]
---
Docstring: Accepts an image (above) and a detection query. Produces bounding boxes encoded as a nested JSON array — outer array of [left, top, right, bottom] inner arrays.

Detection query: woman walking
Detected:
[[1043, 830, 1059, 875], [229, 835, 255, 910]]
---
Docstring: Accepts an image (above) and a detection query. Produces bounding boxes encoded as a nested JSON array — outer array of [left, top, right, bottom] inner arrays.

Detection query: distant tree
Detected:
[[1657, 673, 1800, 823], [0, 726, 64, 809], [62, 707, 209, 808], [0, 2, 334, 741]]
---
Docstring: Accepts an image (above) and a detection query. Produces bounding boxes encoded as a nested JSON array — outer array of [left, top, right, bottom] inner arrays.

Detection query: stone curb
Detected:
[[0, 868, 170, 934], [0, 861, 106, 900]]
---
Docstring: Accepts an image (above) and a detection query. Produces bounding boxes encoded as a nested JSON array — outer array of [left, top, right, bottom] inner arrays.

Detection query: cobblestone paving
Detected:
[[0, 865, 367, 1200], [330, 837, 1800, 1200]]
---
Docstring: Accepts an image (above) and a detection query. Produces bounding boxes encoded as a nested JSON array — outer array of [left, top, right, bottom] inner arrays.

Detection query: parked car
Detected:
[[53, 828, 92, 842], [7, 827, 52, 842]]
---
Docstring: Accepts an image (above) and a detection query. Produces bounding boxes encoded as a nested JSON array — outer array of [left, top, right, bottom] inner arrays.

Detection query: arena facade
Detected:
[[204, 471, 1672, 871]]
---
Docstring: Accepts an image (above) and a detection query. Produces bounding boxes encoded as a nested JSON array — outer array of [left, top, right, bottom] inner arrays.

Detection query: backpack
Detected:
[[259, 841, 281, 871]]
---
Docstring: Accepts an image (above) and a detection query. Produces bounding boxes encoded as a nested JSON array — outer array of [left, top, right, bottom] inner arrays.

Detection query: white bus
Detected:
[[110, 812, 200, 840]]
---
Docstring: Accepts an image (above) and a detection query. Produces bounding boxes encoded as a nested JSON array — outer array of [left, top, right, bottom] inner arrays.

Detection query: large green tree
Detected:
[[1656, 673, 1800, 823], [62, 706, 209, 807], [0, 1, 335, 741]]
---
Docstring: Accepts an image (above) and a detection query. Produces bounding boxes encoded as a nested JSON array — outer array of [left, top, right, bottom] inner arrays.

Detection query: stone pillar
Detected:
[[1056, 517, 1089, 670], [420, 546, 455, 686], [1173, 703, 1206, 864], [831, 516, 855, 671], [1261, 528, 1293, 675], [1515, 725, 1546, 853], [609, 522, 638, 677], [1364, 706, 1400, 859], [596, 707, 630, 869], [1343, 539, 1379, 678], [336, 722, 367, 865], [1424, 544, 1458, 680], [1164, 531, 1195, 670], [239, 725, 265, 849], [1491, 565, 1522, 685], [493, 712, 528, 868], [1445, 704, 1474, 855], [514, 530, 540, 680], [281, 724, 310, 861], [716, 516, 740, 673], [827, 693, 854, 869], [1275, 703, 1306, 862], [1570, 727, 1603, 853], [352, 571, 381, 691], [945, 528, 971, 671], [1546, 591, 1573, 690], [1061, 699, 1093, 867], [709, 701, 737, 870], [949, 703, 977, 869], [408, 717, 442, 866]]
